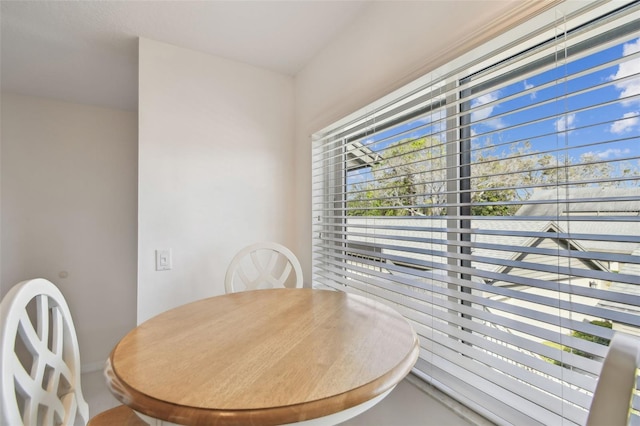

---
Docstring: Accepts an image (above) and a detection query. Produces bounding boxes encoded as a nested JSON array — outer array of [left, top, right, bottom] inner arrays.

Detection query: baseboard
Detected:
[[405, 373, 496, 426]]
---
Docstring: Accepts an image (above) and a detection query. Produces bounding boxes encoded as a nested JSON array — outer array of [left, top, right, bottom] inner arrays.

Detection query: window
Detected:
[[312, 2, 640, 425]]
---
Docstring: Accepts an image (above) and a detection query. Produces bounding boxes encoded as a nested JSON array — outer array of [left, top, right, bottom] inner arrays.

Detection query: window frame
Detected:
[[312, 2, 640, 424]]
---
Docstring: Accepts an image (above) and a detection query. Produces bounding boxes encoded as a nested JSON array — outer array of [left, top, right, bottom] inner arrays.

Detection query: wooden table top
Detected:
[[106, 288, 419, 426]]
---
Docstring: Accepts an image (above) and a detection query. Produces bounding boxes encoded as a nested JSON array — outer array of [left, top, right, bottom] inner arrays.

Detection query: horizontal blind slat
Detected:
[[312, 3, 640, 425]]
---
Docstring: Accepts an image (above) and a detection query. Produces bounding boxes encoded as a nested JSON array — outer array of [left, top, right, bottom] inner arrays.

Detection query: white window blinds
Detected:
[[312, 2, 640, 425]]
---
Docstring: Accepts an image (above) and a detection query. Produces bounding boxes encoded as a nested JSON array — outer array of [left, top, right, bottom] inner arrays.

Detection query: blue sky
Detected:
[[469, 36, 639, 159], [347, 35, 640, 188]]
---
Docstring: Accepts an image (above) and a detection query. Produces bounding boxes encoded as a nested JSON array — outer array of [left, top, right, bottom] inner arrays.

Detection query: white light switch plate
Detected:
[[155, 249, 172, 271]]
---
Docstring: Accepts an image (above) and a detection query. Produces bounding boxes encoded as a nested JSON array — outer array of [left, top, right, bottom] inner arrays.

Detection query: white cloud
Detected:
[[471, 91, 505, 129], [346, 168, 368, 185], [609, 37, 640, 106], [485, 118, 506, 130], [471, 92, 498, 122], [426, 109, 447, 134], [524, 80, 537, 99], [554, 113, 576, 133], [610, 112, 639, 134], [583, 148, 632, 160], [430, 109, 447, 121]]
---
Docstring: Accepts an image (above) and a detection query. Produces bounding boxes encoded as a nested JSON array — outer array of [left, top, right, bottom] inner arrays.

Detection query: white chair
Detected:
[[0, 278, 143, 426], [225, 242, 303, 293], [586, 332, 640, 426]]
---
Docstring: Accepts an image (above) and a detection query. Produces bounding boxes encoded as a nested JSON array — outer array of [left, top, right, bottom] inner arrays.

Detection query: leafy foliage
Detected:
[[566, 320, 612, 359], [543, 320, 612, 366], [346, 136, 639, 217]]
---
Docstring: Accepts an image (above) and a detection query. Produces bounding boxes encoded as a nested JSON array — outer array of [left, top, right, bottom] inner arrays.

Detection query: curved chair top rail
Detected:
[[1, 278, 89, 426], [225, 242, 303, 293]]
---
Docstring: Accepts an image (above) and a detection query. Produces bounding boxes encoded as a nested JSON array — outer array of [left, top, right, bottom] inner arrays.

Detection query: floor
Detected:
[[82, 371, 485, 425]]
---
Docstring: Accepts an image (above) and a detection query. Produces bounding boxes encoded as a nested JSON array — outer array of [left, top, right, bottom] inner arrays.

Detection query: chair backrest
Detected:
[[225, 242, 303, 293], [1, 278, 89, 426], [586, 332, 640, 426]]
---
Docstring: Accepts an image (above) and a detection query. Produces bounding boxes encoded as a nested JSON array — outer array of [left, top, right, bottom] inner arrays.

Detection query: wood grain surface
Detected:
[[106, 288, 419, 425], [88, 405, 147, 426]]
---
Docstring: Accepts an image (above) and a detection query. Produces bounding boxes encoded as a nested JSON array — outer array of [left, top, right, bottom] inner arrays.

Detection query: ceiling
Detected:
[[1, 1, 528, 112], [1, 1, 369, 110]]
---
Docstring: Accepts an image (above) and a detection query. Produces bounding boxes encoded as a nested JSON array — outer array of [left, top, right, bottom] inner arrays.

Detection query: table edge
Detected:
[[106, 337, 418, 426], [105, 290, 420, 426]]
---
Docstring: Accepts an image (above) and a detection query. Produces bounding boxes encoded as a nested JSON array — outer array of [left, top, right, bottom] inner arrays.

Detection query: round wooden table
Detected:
[[106, 288, 419, 426]]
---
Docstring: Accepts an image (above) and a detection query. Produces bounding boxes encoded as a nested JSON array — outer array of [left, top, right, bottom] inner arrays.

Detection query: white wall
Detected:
[[0, 2, 549, 363], [138, 38, 295, 322], [1, 93, 138, 370], [293, 1, 549, 280]]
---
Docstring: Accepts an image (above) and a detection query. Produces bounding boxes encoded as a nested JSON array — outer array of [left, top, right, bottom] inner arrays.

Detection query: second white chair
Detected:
[[225, 242, 303, 293]]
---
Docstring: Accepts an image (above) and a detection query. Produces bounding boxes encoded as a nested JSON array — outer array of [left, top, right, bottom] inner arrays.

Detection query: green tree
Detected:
[[347, 137, 447, 216], [543, 320, 612, 367], [346, 136, 640, 217], [471, 190, 516, 216], [565, 320, 612, 360], [347, 136, 527, 216]]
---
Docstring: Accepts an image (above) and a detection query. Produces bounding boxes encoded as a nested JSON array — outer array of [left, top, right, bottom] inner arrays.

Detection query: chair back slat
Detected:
[[225, 242, 303, 293], [1, 278, 89, 426]]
